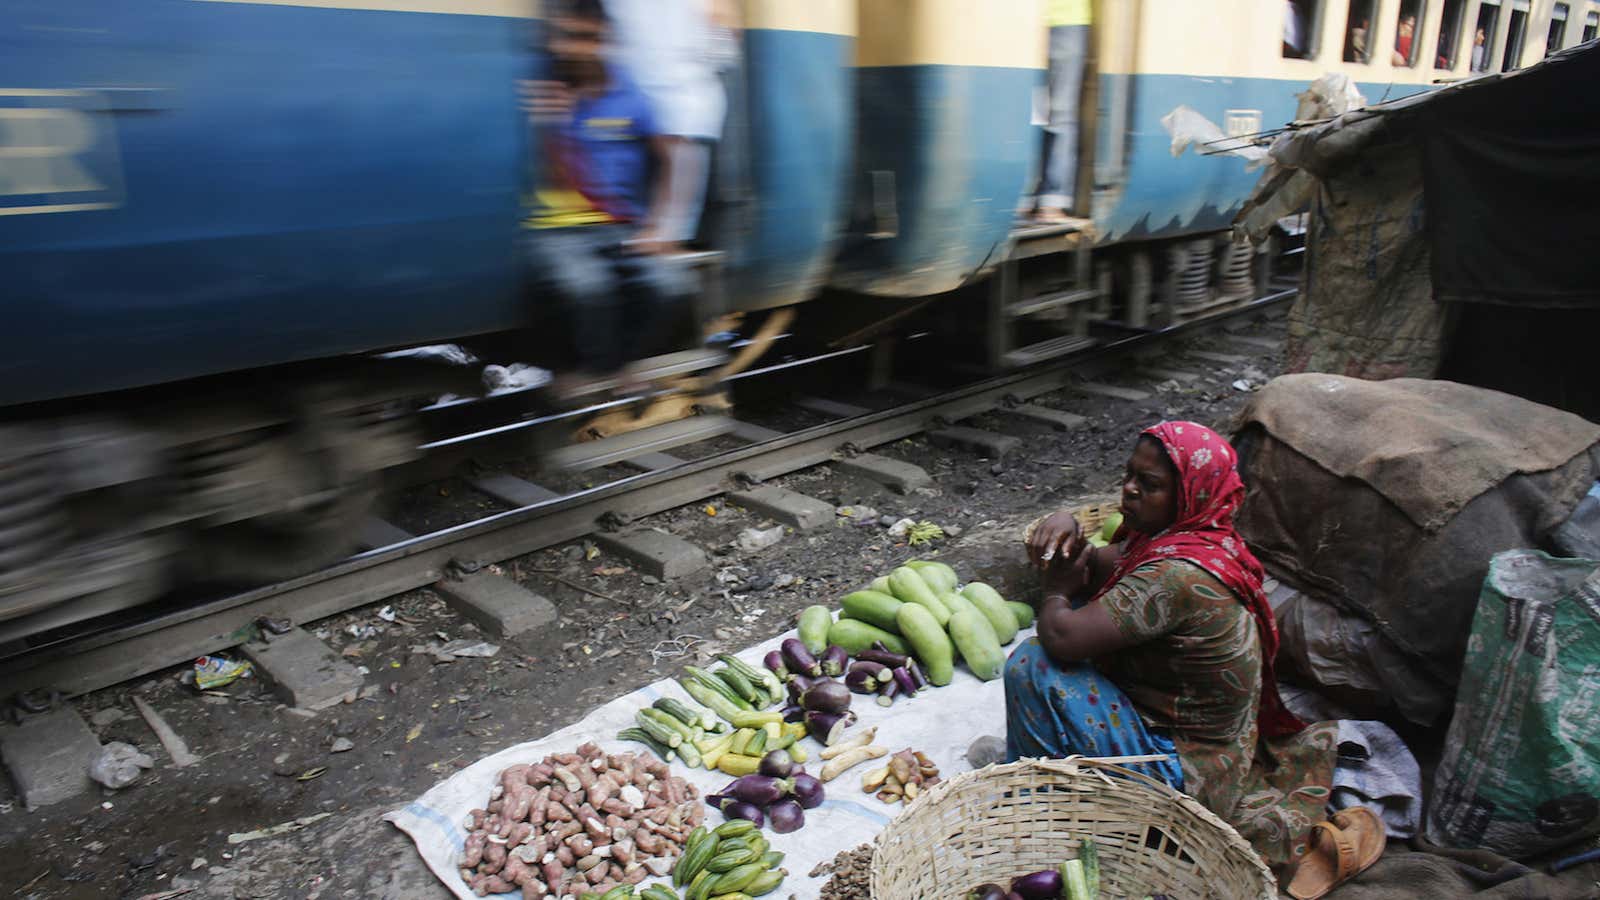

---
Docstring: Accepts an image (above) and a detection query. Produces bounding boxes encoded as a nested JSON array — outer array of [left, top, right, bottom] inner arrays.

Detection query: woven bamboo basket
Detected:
[[1023, 499, 1121, 550], [870, 756, 1276, 900]]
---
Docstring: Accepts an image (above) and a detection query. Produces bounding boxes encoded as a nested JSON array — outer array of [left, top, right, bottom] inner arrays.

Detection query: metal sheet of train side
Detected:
[[724, 0, 857, 312], [826, 0, 1045, 299], [0, 0, 537, 407], [1089, 0, 1438, 246]]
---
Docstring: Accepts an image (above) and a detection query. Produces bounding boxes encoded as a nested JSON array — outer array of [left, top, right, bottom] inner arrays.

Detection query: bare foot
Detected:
[[1034, 207, 1069, 224]]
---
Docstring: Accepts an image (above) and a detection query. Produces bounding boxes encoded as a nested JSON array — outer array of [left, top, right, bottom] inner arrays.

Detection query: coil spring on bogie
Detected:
[[1217, 239, 1255, 299], [1172, 238, 1214, 307]]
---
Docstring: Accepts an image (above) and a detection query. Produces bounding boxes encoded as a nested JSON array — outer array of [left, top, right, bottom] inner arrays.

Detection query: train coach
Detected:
[[1, 0, 1590, 642]]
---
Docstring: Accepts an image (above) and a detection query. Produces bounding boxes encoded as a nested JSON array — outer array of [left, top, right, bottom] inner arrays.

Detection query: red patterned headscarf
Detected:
[[1091, 421, 1307, 738]]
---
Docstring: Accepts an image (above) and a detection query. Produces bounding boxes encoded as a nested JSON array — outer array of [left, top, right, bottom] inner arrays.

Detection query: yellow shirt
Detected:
[[1047, 0, 1092, 27]]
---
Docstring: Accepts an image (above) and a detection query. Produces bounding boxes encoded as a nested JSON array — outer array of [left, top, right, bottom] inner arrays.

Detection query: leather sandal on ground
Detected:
[[1287, 806, 1387, 899]]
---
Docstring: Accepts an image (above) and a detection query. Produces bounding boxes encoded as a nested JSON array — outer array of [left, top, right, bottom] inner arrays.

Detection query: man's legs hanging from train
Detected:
[[525, 225, 632, 380], [612, 244, 696, 364], [1034, 20, 1089, 222]]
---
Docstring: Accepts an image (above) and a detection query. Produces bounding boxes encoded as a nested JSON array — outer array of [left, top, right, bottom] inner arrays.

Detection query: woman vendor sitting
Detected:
[[1005, 421, 1354, 888]]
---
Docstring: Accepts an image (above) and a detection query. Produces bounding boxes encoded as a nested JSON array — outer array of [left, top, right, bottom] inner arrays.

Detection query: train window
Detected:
[[1502, 0, 1530, 69], [1436, 0, 1468, 66], [1393, 0, 1424, 65], [1547, 3, 1569, 56], [1343, 0, 1376, 61], [1472, 1, 1501, 71], [1585, 10, 1599, 42], [1284, 0, 1321, 58]]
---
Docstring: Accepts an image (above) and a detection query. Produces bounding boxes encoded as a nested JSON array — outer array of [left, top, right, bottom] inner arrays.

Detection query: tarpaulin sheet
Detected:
[[1422, 46, 1600, 309], [385, 625, 1031, 899]]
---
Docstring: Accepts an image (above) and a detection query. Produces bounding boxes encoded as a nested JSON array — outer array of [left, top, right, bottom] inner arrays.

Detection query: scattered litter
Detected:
[[703, 504, 717, 516], [1232, 379, 1254, 392], [837, 505, 880, 526], [906, 521, 945, 546], [344, 623, 378, 640], [132, 697, 199, 767], [406, 723, 424, 743], [89, 741, 156, 789], [330, 737, 354, 753], [226, 812, 333, 845], [886, 517, 916, 539], [256, 616, 293, 636], [739, 607, 767, 624], [101, 802, 114, 810], [355, 665, 370, 676], [714, 566, 746, 585], [193, 656, 253, 691], [84, 841, 106, 854], [592, 565, 627, 577], [584, 542, 600, 561], [190, 858, 207, 870], [648, 636, 704, 664], [772, 573, 798, 589], [89, 707, 126, 728], [378, 343, 478, 367], [296, 766, 327, 781], [284, 707, 317, 720], [439, 639, 499, 659], [377, 606, 397, 623], [483, 363, 552, 395], [736, 525, 785, 552]]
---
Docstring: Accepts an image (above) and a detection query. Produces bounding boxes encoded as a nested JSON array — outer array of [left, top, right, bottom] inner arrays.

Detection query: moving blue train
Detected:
[[3, 0, 1580, 638]]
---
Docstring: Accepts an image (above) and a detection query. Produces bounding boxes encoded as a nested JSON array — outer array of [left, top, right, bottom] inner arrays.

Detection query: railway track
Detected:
[[0, 284, 1298, 703]]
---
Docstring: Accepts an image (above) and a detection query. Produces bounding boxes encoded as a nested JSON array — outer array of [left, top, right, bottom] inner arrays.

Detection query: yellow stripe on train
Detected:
[[855, 0, 1046, 69]]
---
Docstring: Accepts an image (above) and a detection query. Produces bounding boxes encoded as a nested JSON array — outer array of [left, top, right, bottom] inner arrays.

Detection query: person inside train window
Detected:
[[1471, 3, 1500, 72], [606, 0, 734, 250], [1283, 0, 1316, 58], [1344, 15, 1370, 61], [1471, 25, 1490, 69], [1026, 0, 1092, 222], [520, 0, 692, 397], [1392, 12, 1418, 65]]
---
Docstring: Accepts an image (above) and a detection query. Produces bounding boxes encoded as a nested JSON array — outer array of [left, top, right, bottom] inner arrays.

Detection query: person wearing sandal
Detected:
[[1008, 421, 1365, 887]]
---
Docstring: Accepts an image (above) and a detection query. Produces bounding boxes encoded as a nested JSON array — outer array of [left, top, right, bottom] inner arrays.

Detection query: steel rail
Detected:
[[0, 288, 1295, 697]]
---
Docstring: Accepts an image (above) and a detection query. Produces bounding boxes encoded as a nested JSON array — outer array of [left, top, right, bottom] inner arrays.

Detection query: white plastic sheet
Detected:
[[386, 626, 1033, 899]]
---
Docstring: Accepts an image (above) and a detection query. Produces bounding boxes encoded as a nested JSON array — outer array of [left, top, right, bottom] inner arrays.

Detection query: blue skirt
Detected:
[[1004, 637, 1186, 788]]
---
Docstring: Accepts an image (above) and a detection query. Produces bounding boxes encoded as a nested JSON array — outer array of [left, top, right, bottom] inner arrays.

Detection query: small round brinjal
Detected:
[[844, 666, 880, 695], [780, 638, 822, 678], [767, 798, 805, 834], [820, 644, 850, 677], [720, 800, 764, 828], [1010, 869, 1063, 900], [965, 885, 1006, 900], [723, 774, 790, 807], [790, 773, 825, 809], [763, 650, 788, 680], [800, 679, 852, 714], [803, 709, 856, 745], [758, 749, 795, 778]]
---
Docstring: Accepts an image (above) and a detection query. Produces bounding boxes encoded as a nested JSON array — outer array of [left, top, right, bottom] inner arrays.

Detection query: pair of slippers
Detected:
[[1287, 806, 1388, 899]]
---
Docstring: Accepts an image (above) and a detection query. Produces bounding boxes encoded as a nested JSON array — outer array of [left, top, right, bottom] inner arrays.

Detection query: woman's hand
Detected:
[[1027, 511, 1088, 571]]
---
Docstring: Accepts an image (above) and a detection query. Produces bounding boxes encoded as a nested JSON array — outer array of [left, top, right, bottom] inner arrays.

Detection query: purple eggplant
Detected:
[[849, 660, 889, 684], [1004, 893, 1025, 900], [724, 774, 791, 807], [720, 800, 765, 828], [905, 658, 929, 691], [780, 703, 806, 723], [767, 798, 805, 834], [781, 638, 822, 678], [758, 749, 795, 778], [966, 886, 1006, 900], [854, 647, 909, 668], [844, 666, 880, 695], [892, 666, 918, 696], [790, 773, 825, 809], [820, 644, 850, 677], [801, 679, 852, 714], [763, 650, 789, 680], [804, 709, 856, 745], [876, 677, 900, 707], [1010, 870, 1063, 900], [786, 674, 816, 706]]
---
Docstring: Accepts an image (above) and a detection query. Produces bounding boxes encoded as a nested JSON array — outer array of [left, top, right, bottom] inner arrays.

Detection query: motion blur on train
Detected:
[[2, 0, 1591, 643]]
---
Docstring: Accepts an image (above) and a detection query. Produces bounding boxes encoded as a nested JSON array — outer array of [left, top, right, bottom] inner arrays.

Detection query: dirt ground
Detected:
[[1, 318, 1292, 899]]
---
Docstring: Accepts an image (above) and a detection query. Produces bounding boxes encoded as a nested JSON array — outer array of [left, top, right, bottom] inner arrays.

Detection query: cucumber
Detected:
[[869, 575, 892, 594], [797, 605, 833, 655], [906, 560, 958, 592], [941, 591, 977, 620], [827, 619, 909, 656], [1007, 600, 1036, 629], [839, 590, 903, 633], [963, 582, 1019, 645], [895, 602, 954, 686], [888, 567, 951, 626], [948, 608, 1004, 681]]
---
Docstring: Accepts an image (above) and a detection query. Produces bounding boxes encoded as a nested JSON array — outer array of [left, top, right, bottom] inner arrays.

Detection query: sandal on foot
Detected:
[[1287, 806, 1387, 899]]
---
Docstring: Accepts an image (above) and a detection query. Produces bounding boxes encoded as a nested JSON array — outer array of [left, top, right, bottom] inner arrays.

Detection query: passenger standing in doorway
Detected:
[[1471, 27, 1489, 70], [1392, 14, 1417, 64], [607, 0, 731, 249], [1028, 0, 1091, 223], [521, 0, 690, 397]]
